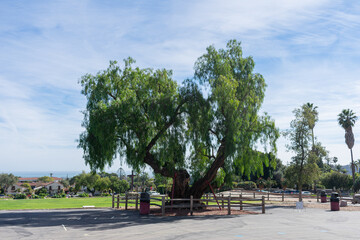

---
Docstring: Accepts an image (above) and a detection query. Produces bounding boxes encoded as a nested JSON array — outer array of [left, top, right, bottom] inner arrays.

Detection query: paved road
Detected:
[[1, 206, 360, 239]]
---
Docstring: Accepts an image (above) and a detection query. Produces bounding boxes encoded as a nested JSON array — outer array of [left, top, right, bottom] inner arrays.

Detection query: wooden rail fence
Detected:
[[112, 193, 265, 216]]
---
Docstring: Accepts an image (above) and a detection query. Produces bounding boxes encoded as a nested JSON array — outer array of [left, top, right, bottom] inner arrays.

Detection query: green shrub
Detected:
[[101, 192, 110, 197], [78, 192, 89, 197], [51, 193, 66, 198], [14, 193, 27, 199], [237, 181, 257, 190]]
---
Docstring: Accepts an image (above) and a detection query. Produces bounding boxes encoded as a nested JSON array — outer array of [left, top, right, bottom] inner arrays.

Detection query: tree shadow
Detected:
[[0, 208, 251, 232]]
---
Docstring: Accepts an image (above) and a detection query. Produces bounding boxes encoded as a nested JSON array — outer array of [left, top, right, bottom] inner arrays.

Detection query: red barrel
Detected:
[[140, 192, 150, 215], [330, 192, 339, 211], [320, 191, 327, 203]]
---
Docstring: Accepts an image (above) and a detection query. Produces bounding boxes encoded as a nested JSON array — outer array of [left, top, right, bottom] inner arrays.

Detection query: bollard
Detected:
[[135, 194, 139, 210], [112, 194, 115, 208], [228, 196, 231, 215], [161, 196, 165, 216], [222, 194, 224, 209], [190, 195, 193, 216], [125, 193, 128, 210], [262, 196, 265, 214]]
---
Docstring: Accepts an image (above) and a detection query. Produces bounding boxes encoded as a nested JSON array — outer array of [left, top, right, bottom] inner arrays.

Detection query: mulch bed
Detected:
[[149, 207, 260, 217]]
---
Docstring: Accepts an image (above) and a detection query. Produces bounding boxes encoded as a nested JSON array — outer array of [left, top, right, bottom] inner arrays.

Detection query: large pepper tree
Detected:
[[78, 40, 278, 199]]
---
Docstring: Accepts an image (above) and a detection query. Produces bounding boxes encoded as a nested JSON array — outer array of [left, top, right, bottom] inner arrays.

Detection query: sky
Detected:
[[1, 0, 360, 174]]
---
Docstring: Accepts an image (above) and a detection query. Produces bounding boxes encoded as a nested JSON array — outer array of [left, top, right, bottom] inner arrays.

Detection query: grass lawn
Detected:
[[0, 197, 115, 210]]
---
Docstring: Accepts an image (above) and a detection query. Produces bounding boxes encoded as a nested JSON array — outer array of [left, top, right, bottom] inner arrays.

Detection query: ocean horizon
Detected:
[[4, 171, 84, 178]]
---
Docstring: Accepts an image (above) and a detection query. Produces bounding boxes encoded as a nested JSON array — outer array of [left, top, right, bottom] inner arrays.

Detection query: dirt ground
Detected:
[[149, 207, 260, 216]]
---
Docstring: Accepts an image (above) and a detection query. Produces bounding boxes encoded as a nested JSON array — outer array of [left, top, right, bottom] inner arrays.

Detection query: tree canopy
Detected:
[[284, 104, 320, 201], [0, 173, 18, 193], [78, 40, 278, 198]]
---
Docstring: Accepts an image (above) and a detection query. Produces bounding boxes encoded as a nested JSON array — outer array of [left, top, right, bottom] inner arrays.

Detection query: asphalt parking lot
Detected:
[[1, 206, 360, 239]]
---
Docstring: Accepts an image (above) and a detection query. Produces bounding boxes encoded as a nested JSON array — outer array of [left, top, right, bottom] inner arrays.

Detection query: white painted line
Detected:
[[111, 216, 115, 219], [62, 224, 67, 231]]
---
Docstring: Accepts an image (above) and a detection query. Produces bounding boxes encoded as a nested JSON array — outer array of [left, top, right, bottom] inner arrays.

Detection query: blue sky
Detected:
[[1, 0, 360, 173]]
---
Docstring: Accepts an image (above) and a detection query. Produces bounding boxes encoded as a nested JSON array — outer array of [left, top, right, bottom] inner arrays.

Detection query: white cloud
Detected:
[[1, 0, 360, 172]]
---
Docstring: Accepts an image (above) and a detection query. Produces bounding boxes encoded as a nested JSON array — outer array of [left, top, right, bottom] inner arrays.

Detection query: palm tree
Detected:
[[338, 109, 358, 187], [356, 159, 360, 174], [303, 103, 319, 148]]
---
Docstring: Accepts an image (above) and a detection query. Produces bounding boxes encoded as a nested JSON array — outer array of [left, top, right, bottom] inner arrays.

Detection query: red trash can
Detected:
[[330, 192, 339, 211], [320, 191, 327, 203], [140, 192, 150, 215]]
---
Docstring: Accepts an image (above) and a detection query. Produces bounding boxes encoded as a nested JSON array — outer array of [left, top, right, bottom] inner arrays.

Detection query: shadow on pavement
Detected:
[[0, 208, 248, 231]]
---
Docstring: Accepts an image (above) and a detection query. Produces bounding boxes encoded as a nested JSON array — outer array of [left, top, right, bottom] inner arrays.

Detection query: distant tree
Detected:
[[38, 176, 54, 183], [60, 179, 70, 188], [0, 173, 18, 193], [355, 159, 360, 174], [338, 109, 357, 187], [21, 183, 32, 194], [302, 103, 318, 148], [284, 105, 320, 201], [72, 172, 100, 194], [95, 177, 111, 193], [320, 172, 352, 190], [109, 176, 130, 193]]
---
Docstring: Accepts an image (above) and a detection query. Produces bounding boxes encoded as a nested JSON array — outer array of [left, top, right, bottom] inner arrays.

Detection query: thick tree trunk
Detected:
[[187, 143, 226, 199], [171, 170, 190, 199]]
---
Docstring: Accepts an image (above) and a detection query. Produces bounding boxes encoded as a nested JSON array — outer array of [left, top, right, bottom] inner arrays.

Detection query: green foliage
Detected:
[[21, 183, 32, 194], [353, 177, 360, 192], [0, 173, 18, 192], [78, 193, 89, 197], [73, 171, 100, 194], [284, 162, 319, 188], [14, 193, 27, 199], [78, 40, 278, 197], [237, 181, 257, 190], [95, 177, 111, 192], [320, 172, 352, 190], [109, 176, 129, 193], [338, 109, 357, 130], [35, 187, 48, 196], [51, 193, 66, 198], [283, 104, 321, 194], [60, 179, 70, 188], [38, 176, 54, 183]]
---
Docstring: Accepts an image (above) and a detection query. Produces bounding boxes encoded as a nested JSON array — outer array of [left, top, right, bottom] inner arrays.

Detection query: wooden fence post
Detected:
[[117, 194, 120, 209], [135, 194, 139, 210], [222, 194, 224, 209], [253, 192, 255, 198], [162, 195, 165, 216], [125, 193, 128, 210], [112, 194, 115, 208], [206, 194, 209, 206], [240, 199, 243, 211], [190, 195, 193, 216], [317, 192, 319, 202], [227, 196, 231, 215], [267, 192, 270, 201], [262, 196, 265, 214], [282, 192, 284, 202]]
